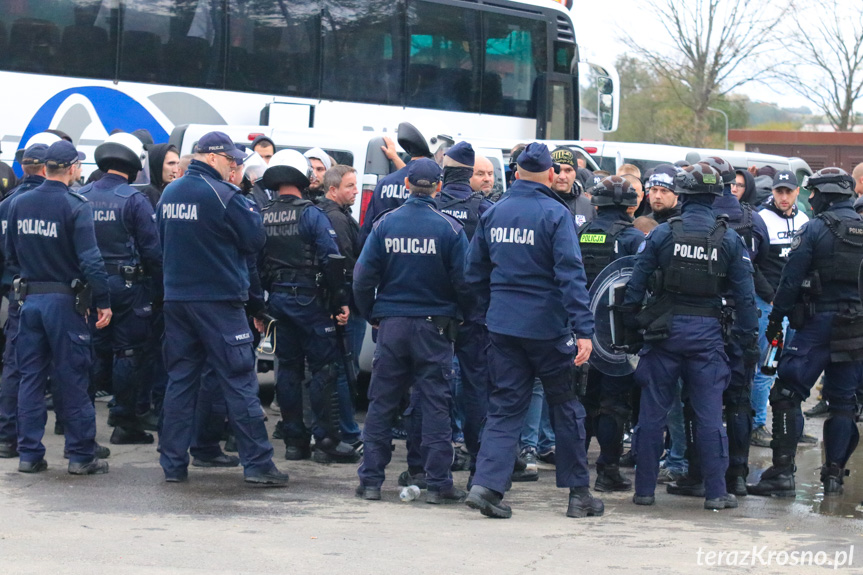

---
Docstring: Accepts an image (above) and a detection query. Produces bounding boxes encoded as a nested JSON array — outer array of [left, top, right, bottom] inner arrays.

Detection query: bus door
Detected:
[[535, 72, 576, 140]]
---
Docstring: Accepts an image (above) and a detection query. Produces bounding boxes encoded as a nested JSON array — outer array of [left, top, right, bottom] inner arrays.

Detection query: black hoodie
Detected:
[[136, 143, 178, 209], [736, 169, 757, 206]]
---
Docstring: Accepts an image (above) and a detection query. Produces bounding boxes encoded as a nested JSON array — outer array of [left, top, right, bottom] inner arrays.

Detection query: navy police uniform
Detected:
[[6, 142, 111, 470], [577, 185, 644, 491], [80, 173, 162, 441], [749, 169, 863, 496], [623, 165, 757, 508], [156, 138, 280, 484], [260, 191, 359, 463], [0, 158, 47, 453], [464, 143, 601, 518], [358, 163, 412, 246], [354, 159, 471, 497]]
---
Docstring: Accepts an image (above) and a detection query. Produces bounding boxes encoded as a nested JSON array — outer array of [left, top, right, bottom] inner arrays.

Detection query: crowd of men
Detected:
[[0, 121, 861, 519]]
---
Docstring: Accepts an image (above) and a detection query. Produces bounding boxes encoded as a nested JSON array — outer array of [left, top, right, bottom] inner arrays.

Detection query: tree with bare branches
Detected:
[[779, 0, 863, 131], [624, 0, 789, 146]]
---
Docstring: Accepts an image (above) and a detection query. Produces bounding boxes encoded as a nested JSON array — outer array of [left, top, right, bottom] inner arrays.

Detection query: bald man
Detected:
[[852, 162, 863, 196], [470, 155, 495, 197]]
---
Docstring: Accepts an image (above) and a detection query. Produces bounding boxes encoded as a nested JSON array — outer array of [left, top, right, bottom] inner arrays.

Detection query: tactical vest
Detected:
[[813, 212, 863, 284], [438, 191, 484, 240], [578, 220, 633, 287], [79, 182, 137, 265], [729, 204, 754, 253], [663, 217, 728, 297], [262, 196, 317, 286]]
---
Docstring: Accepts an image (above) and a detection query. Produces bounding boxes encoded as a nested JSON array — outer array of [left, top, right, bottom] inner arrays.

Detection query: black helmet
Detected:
[[94, 132, 145, 173], [699, 156, 735, 184], [805, 167, 855, 197], [590, 175, 638, 207], [674, 163, 722, 196], [397, 122, 431, 158]]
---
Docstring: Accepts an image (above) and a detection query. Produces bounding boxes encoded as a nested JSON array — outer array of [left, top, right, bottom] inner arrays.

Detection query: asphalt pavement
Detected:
[[0, 398, 861, 575]]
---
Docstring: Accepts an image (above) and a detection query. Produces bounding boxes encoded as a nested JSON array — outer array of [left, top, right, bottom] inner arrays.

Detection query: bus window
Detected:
[[322, 0, 404, 106], [227, 0, 320, 98], [483, 12, 547, 118], [406, 0, 481, 112], [0, 0, 112, 79], [119, 0, 224, 89]]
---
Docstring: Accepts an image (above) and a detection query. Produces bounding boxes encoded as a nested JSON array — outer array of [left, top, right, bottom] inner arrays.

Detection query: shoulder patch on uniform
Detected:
[[790, 234, 802, 250], [637, 241, 646, 254]]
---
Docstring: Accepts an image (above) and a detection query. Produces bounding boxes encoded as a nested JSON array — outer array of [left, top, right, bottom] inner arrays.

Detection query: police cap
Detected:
[[517, 142, 559, 173], [444, 141, 475, 167], [21, 144, 49, 166], [195, 131, 245, 162], [45, 141, 85, 168], [407, 158, 441, 187]]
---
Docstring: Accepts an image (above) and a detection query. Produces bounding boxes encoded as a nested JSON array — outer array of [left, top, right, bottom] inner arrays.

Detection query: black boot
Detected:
[[313, 437, 361, 463], [594, 463, 632, 492], [284, 439, 311, 461], [567, 487, 604, 517], [465, 485, 512, 519], [426, 486, 467, 504], [110, 426, 154, 445], [821, 463, 848, 496], [747, 384, 799, 498], [0, 442, 18, 458], [725, 465, 749, 497], [666, 474, 705, 497], [398, 468, 428, 489]]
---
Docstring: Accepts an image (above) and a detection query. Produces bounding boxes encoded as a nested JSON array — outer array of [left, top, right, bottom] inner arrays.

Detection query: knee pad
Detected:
[[540, 369, 577, 407], [769, 379, 804, 411]]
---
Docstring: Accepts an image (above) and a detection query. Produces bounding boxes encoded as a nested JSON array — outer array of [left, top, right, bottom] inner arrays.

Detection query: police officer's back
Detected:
[[156, 131, 285, 486], [622, 163, 757, 510], [6, 140, 112, 475], [464, 143, 602, 519], [79, 133, 162, 446], [353, 158, 471, 502], [437, 141, 492, 242], [749, 168, 863, 497]]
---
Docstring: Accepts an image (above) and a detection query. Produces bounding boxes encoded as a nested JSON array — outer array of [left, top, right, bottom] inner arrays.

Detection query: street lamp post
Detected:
[[707, 107, 729, 150]]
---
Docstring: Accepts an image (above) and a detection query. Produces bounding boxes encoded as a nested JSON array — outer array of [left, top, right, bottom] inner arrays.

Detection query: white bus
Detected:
[[0, 0, 619, 175]]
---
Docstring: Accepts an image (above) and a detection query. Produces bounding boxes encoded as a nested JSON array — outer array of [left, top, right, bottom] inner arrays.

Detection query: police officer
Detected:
[[464, 143, 602, 519], [359, 122, 431, 245], [666, 157, 770, 498], [157, 131, 286, 486], [748, 168, 863, 497], [0, 143, 49, 458], [6, 140, 113, 474], [578, 176, 645, 492], [622, 163, 757, 510], [256, 156, 360, 464], [551, 147, 595, 226], [354, 158, 470, 503], [79, 133, 162, 445]]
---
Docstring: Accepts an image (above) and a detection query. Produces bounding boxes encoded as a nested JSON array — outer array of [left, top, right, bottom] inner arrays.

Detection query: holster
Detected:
[[790, 271, 822, 330], [71, 279, 92, 315], [636, 293, 673, 343], [572, 364, 589, 397], [11, 277, 26, 302], [830, 312, 863, 362], [720, 305, 736, 342], [430, 316, 459, 342]]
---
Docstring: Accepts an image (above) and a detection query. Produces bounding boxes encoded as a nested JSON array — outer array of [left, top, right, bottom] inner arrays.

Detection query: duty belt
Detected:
[[104, 263, 144, 281], [813, 302, 863, 314], [24, 281, 76, 296], [671, 304, 722, 319], [270, 285, 318, 296]]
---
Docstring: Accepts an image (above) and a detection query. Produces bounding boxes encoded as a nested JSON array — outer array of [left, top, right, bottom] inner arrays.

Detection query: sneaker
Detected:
[[804, 399, 829, 418], [244, 467, 289, 487], [68, 459, 109, 475], [750, 425, 772, 447], [657, 467, 685, 485], [521, 447, 538, 473], [537, 449, 556, 465], [19, 459, 48, 473], [0, 442, 19, 458], [799, 433, 818, 445], [355, 484, 382, 500], [704, 493, 738, 510]]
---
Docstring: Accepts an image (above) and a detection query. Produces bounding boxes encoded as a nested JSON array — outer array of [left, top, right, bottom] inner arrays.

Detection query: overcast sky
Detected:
[[572, 0, 813, 112]]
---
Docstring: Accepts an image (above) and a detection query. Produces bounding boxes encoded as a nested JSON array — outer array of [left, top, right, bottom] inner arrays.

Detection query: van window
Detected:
[[274, 146, 354, 167]]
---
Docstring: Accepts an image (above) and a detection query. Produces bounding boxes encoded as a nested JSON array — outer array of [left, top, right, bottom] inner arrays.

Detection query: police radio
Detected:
[[761, 332, 783, 376]]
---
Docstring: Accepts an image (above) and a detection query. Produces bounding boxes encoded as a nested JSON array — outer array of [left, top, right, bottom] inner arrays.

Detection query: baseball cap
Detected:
[[517, 142, 559, 173], [195, 131, 245, 162], [551, 147, 576, 168], [772, 170, 798, 190], [407, 158, 441, 186], [444, 141, 475, 167], [45, 141, 85, 168], [21, 143, 49, 166]]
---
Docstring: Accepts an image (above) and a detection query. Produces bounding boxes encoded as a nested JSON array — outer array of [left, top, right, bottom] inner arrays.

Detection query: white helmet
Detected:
[[95, 132, 146, 172], [24, 131, 62, 149], [262, 149, 311, 191], [242, 151, 267, 183]]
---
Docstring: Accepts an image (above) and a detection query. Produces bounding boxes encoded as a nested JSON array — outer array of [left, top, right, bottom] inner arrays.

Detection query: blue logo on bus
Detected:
[[14, 86, 169, 176]]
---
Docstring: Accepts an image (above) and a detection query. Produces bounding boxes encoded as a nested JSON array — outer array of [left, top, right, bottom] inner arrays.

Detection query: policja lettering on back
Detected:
[[160, 202, 198, 220], [489, 227, 535, 245], [384, 237, 437, 254], [672, 242, 718, 261], [16, 218, 58, 237]]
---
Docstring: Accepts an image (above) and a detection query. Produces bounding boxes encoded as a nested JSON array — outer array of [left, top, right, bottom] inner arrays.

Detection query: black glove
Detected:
[[741, 338, 761, 368], [765, 312, 783, 344]]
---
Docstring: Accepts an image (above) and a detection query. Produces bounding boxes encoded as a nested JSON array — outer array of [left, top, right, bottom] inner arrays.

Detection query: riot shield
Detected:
[[588, 255, 639, 376]]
